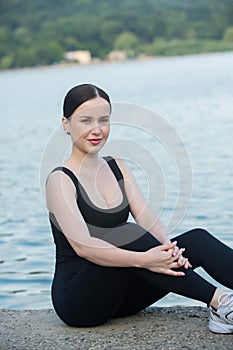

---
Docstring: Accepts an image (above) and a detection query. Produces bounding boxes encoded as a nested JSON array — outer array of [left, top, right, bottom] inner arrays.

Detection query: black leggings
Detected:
[[52, 223, 233, 327]]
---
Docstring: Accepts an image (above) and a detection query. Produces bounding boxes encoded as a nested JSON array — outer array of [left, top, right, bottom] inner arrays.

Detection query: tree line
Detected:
[[0, 0, 233, 69]]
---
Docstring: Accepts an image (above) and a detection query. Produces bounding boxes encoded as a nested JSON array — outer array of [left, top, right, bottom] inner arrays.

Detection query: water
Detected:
[[1, 52, 233, 309]]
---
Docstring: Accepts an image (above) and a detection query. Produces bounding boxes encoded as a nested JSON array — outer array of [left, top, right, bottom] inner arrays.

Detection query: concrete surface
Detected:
[[0, 307, 232, 349]]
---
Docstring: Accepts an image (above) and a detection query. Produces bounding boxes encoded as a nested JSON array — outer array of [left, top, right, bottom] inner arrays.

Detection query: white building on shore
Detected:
[[107, 50, 127, 62], [64, 50, 92, 65]]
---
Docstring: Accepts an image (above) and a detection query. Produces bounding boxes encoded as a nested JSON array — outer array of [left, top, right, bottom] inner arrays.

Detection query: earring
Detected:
[[65, 130, 70, 135]]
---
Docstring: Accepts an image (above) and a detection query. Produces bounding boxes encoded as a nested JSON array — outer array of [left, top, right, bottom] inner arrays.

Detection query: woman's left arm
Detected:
[[116, 158, 171, 244]]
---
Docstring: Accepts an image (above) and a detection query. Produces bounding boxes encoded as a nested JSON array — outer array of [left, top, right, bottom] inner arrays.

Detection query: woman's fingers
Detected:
[[160, 241, 178, 252], [149, 265, 185, 276], [171, 245, 192, 269], [168, 247, 185, 263], [170, 247, 192, 269], [145, 243, 191, 276], [172, 245, 179, 257], [168, 270, 185, 276], [184, 259, 192, 269]]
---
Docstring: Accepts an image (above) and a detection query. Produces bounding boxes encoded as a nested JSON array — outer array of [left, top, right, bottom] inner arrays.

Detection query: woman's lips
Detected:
[[87, 138, 102, 145]]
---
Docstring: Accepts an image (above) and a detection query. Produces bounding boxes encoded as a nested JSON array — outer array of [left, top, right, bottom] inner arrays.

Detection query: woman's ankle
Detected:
[[210, 288, 227, 309]]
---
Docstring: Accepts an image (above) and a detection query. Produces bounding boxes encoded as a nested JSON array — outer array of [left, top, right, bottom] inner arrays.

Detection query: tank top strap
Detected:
[[49, 156, 123, 190], [49, 166, 80, 191], [103, 156, 123, 182]]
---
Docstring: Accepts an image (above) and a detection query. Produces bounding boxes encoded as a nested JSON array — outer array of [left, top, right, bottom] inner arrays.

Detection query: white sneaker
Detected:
[[208, 292, 233, 334]]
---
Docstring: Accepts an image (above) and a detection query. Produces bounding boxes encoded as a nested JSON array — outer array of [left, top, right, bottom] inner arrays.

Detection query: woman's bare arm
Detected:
[[115, 158, 171, 244]]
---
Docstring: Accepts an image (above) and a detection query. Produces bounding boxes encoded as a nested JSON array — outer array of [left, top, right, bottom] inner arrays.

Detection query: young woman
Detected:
[[46, 83, 233, 333]]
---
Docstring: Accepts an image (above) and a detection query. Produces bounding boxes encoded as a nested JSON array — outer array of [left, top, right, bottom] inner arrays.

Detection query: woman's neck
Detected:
[[65, 147, 101, 170]]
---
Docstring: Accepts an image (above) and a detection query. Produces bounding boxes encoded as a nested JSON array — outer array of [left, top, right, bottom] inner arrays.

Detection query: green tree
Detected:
[[165, 11, 188, 39], [14, 26, 32, 45], [0, 55, 14, 69], [184, 27, 197, 40], [99, 20, 122, 47], [62, 36, 81, 51], [0, 26, 11, 44], [191, 21, 214, 39], [35, 41, 64, 65], [223, 27, 233, 41], [114, 32, 139, 54], [14, 46, 37, 67]]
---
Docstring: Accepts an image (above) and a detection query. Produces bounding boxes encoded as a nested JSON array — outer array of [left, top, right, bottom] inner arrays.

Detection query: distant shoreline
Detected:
[[1, 50, 233, 74]]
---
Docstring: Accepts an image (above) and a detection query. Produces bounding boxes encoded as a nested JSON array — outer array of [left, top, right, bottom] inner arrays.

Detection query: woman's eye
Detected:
[[100, 118, 109, 124], [80, 117, 109, 124], [81, 119, 91, 124]]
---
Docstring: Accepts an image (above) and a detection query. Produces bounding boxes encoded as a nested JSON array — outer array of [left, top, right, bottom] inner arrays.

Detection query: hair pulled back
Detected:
[[63, 83, 111, 118]]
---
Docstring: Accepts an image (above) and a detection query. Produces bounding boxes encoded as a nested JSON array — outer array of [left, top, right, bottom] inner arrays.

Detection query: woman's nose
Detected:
[[91, 124, 101, 134]]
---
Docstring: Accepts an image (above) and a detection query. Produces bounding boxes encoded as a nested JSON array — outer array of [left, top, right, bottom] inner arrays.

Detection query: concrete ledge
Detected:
[[0, 307, 232, 349]]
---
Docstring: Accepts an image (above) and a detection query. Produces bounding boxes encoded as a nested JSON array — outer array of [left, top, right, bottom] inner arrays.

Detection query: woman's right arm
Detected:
[[46, 171, 185, 276]]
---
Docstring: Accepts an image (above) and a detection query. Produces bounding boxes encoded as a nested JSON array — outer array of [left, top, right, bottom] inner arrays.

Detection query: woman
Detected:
[[46, 83, 233, 333]]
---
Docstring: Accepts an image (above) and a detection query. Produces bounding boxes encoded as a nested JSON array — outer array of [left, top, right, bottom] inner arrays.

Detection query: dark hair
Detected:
[[63, 83, 111, 118]]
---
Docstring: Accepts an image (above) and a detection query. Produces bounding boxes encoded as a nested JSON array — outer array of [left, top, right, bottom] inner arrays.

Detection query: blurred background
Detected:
[[0, 0, 233, 309], [0, 0, 233, 69]]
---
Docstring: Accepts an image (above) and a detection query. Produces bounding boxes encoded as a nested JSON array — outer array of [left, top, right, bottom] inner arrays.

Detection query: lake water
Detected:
[[1, 52, 233, 309]]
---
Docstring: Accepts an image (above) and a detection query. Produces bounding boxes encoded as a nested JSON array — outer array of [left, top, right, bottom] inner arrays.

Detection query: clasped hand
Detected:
[[144, 241, 192, 276]]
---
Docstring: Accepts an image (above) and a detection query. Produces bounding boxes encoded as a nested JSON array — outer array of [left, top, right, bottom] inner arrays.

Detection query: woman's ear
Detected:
[[62, 117, 70, 134]]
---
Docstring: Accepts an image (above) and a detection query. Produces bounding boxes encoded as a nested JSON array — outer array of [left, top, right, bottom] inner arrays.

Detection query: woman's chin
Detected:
[[87, 143, 106, 154]]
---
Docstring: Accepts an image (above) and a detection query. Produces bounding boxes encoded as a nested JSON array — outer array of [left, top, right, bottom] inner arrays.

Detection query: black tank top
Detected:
[[49, 156, 130, 260]]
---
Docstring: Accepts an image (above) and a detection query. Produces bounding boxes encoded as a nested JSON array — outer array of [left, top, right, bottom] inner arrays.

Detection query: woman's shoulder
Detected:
[[103, 156, 129, 176], [46, 166, 77, 191], [113, 157, 138, 185], [113, 157, 131, 175]]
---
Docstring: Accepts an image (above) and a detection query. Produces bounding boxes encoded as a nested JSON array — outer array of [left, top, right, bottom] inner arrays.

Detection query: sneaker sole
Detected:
[[209, 318, 233, 334]]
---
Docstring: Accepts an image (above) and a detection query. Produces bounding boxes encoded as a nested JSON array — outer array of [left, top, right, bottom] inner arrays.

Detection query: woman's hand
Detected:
[[170, 244, 192, 269], [141, 241, 190, 276]]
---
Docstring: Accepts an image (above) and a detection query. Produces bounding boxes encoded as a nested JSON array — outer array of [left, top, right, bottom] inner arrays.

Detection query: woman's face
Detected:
[[63, 96, 111, 154]]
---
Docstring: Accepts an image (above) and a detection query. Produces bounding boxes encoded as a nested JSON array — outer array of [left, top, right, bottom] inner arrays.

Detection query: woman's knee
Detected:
[[193, 227, 213, 240], [117, 223, 160, 252], [175, 227, 212, 246]]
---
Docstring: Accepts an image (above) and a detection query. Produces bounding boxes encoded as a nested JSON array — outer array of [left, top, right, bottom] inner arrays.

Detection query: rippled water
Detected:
[[1, 52, 233, 309]]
